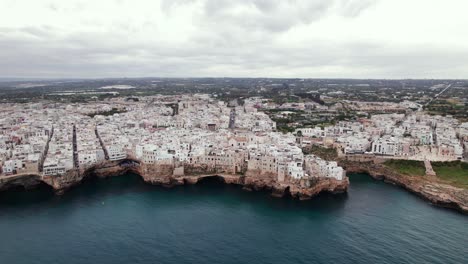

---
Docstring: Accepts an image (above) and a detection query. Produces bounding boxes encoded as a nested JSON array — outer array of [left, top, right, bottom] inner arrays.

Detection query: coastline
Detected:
[[1, 158, 466, 214], [0, 159, 349, 200]]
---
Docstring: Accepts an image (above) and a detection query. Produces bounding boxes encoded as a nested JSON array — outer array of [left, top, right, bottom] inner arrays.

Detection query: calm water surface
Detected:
[[0, 174, 466, 264]]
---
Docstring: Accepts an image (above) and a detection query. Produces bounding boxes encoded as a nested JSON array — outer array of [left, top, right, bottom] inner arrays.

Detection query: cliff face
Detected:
[[137, 163, 349, 199], [289, 178, 349, 200], [0, 174, 45, 191], [42, 170, 82, 194], [0, 160, 349, 200], [139, 163, 180, 186], [339, 160, 468, 214], [239, 174, 349, 199], [2, 159, 465, 214]]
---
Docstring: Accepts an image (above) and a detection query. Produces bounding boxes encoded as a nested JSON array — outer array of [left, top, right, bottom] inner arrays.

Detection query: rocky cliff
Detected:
[[339, 160, 468, 214], [2, 158, 465, 214], [0, 159, 349, 201], [0, 174, 44, 191]]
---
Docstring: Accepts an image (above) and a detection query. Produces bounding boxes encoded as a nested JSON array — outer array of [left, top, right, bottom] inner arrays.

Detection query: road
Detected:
[[38, 126, 54, 172], [95, 126, 109, 160], [228, 108, 236, 129], [424, 83, 452, 107]]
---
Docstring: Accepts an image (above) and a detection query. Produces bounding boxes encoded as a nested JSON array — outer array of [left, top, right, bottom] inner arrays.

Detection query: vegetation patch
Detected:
[[383, 159, 425, 176], [432, 161, 468, 189], [302, 145, 338, 161], [87, 108, 126, 118], [426, 99, 468, 122]]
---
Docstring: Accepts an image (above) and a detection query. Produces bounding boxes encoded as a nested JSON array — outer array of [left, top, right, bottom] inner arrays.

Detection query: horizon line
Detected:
[[0, 76, 467, 82]]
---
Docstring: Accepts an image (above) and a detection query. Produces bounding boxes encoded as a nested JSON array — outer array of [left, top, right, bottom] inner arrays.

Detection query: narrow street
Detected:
[[38, 126, 54, 172], [229, 108, 236, 129], [95, 126, 109, 160], [72, 124, 79, 168]]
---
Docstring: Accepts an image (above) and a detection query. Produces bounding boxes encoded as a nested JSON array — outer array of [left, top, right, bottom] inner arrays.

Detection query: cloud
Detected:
[[338, 0, 378, 17], [0, 0, 467, 78], [197, 0, 365, 33], [159, 0, 377, 34]]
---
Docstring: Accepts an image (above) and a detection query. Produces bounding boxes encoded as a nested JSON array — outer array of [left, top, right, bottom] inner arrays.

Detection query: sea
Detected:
[[0, 173, 466, 264]]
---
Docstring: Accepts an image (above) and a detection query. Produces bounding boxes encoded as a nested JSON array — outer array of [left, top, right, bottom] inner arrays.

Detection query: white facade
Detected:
[[2, 159, 23, 174], [107, 145, 126, 161]]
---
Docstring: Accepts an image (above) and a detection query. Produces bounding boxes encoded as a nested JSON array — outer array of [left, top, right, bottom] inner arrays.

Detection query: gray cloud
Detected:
[[160, 0, 377, 34], [200, 0, 337, 33], [0, 0, 466, 78], [339, 0, 378, 17]]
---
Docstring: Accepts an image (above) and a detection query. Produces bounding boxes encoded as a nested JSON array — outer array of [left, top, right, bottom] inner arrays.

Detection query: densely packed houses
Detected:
[[297, 112, 467, 161], [0, 95, 344, 182]]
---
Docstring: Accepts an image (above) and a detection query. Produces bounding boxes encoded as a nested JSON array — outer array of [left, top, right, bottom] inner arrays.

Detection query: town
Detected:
[[0, 94, 346, 184], [1, 89, 467, 184], [2, 1, 468, 262], [295, 112, 466, 161]]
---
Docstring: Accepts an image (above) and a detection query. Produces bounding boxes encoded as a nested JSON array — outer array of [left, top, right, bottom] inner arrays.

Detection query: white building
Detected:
[[2, 159, 23, 174]]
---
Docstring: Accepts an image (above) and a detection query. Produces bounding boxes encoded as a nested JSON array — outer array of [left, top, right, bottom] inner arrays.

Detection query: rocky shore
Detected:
[[1, 159, 466, 214], [0, 159, 349, 200], [339, 160, 468, 214]]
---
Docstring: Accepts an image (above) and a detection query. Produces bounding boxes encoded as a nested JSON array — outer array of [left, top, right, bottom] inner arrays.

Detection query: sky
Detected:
[[0, 0, 467, 79]]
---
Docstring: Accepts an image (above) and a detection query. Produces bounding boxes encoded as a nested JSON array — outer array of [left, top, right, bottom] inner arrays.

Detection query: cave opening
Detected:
[[196, 175, 227, 185]]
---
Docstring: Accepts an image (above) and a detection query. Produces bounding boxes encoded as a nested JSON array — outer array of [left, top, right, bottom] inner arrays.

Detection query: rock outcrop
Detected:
[[0, 174, 45, 191], [2, 158, 465, 215], [339, 160, 468, 214]]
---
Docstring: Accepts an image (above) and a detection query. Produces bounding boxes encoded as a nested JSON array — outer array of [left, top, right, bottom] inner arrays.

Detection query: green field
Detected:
[[302, 145, 338, 161], [432, 161, 468, 188], [383, 159, 425, 176]]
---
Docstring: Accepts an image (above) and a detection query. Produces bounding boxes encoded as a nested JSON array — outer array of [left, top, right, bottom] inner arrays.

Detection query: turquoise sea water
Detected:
[[0, 174, 467, 264]]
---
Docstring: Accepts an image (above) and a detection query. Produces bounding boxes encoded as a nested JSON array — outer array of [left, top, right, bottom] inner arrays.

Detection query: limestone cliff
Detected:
[[2, 158, 465, 215], [339, 160, 468, 214], [0, 174, 44, 191], [0, 159, 349, 201]]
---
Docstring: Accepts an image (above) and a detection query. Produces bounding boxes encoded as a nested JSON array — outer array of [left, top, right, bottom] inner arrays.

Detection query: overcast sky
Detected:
[[0, 0, 467, 79]]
